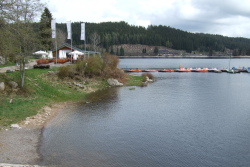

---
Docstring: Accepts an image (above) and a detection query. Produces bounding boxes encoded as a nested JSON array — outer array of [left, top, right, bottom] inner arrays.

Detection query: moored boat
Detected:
[[158, 69, 174, 72], [208, 68, 219, 72], [248, 67, 250, 73], [227, 69, 236, 74], [144, 69, 158, 72], [195, 67, 208, 72], [126, 69, 142, 72], [175, 65, 192, 72]]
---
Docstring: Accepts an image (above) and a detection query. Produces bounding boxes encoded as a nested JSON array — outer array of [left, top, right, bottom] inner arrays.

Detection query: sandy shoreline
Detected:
[[0, 102, 70, 167]]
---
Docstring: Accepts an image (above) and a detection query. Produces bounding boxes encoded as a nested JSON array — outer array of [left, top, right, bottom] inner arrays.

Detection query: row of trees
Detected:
[[55, 21, 250, 55]]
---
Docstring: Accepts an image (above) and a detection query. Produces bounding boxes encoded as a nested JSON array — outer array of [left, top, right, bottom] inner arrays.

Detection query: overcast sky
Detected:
[[42, 0, 250, 38]]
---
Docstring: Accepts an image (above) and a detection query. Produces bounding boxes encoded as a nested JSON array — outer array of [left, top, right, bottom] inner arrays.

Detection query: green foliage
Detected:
[[84, 56, 104, 77], [58, 53, 127, 82], [40, 7, 53, 50]]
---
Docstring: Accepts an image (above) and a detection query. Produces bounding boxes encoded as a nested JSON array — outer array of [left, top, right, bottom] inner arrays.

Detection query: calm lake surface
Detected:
[[40, 59, 250, 167]]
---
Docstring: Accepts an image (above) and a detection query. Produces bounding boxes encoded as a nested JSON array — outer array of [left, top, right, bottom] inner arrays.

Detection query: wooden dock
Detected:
[[123, 68, 249, 73]]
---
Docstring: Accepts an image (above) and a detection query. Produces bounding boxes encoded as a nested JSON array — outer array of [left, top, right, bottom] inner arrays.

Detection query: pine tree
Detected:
[[40, 7, 52, 51], [110, 46, 115, 54], [154, 47, 158, 55], [120, 47, 124, 56]]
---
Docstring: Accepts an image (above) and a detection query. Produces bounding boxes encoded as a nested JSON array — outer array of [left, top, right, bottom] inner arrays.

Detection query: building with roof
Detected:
[[52, 43, 100, 58]]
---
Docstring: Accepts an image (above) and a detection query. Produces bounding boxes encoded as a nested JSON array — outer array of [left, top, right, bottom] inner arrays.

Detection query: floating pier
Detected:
[[123, 67, 249, 73]]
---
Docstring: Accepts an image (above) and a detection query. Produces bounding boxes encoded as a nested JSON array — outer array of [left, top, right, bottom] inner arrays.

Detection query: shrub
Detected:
[[102, 52, 119, 70], [59, 53, 128, 83], [141, 73, 154, 82], [57, 65, 76, 79], [84, 56, 104, 77], [76, 60, 88, 77]]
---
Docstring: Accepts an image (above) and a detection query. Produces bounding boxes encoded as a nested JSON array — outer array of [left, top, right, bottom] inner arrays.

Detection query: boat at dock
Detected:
[[248, 67, 250, 73], [208, 68, 220, 72], [158, 69, 174, 72], [143, 69, 158, 72], [175, 65, 192, 72], [194, 67, 209, 72], [227, 69, 236, 74], [126, 69, 143, 72]]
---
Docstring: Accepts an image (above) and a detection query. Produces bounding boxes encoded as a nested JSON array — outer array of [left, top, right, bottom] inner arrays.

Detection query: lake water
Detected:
[[40, 59, 250, 167]]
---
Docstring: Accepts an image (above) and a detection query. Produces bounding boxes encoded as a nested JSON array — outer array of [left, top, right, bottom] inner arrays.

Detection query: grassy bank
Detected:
[[0, 68, 143, 126], [0, 62, 16, 68]]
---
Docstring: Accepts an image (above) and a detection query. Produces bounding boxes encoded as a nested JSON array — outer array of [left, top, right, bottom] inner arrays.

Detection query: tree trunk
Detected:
[[19, 56, 26, 88]]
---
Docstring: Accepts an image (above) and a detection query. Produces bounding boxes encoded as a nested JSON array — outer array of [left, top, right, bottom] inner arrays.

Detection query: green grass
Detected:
[[125, 75, 143, 86], [0, 68, 93, 126], [0, 68, 143, 126], [0, 62, 16, 68]]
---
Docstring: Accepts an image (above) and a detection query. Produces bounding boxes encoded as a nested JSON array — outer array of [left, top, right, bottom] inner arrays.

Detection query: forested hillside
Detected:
[[54, 21, 250, 56]]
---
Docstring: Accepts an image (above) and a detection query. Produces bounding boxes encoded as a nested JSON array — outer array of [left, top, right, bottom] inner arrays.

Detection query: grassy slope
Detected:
[[0, 68, 142, 126]]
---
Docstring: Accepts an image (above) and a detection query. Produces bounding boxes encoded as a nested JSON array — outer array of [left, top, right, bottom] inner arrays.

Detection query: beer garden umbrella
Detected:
[[33, 50, 48, 59]]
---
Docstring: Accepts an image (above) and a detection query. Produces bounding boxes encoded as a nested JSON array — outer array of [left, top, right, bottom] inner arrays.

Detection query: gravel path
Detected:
[[0, 61, 36, 73], [0, 100, 69, 166], [0, 60, 72, 73]]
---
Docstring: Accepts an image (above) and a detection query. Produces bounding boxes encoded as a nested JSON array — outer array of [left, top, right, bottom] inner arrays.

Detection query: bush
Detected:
[[57, 65, 76, 79], [76, 60, 88, 77], [59, 53, 128, 83], [84, 56, 104, 77], [141, 73, 154, 82], [102, 52, 119, 70]]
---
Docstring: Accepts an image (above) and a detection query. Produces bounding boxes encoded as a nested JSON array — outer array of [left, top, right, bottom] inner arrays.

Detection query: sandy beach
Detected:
[[0, 102, 69, 167]]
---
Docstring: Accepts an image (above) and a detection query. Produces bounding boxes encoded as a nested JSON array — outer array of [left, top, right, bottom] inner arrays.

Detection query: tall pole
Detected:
[[71, 21, 72, 52], [81, 22, 86, 58], [70, 21, 72, 63], [51, 19, 57, 64], [55, 39, 58, 64], [67, 21, 72, 62]]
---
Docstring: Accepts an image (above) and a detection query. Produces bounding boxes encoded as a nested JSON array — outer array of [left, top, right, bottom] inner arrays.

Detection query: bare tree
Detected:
[[1, 0, 44, 87], [89, 32, 101, 52], [52, 29, 67, 50]]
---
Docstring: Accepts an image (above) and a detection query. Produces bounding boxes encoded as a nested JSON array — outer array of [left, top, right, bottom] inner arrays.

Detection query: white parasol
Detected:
[[33, 50, 48, 59], [68, 50, 84, 56], [33, 50, 48, 55]]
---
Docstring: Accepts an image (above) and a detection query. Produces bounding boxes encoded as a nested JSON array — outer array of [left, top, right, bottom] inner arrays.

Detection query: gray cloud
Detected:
[[45, 0, 250, 38]]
